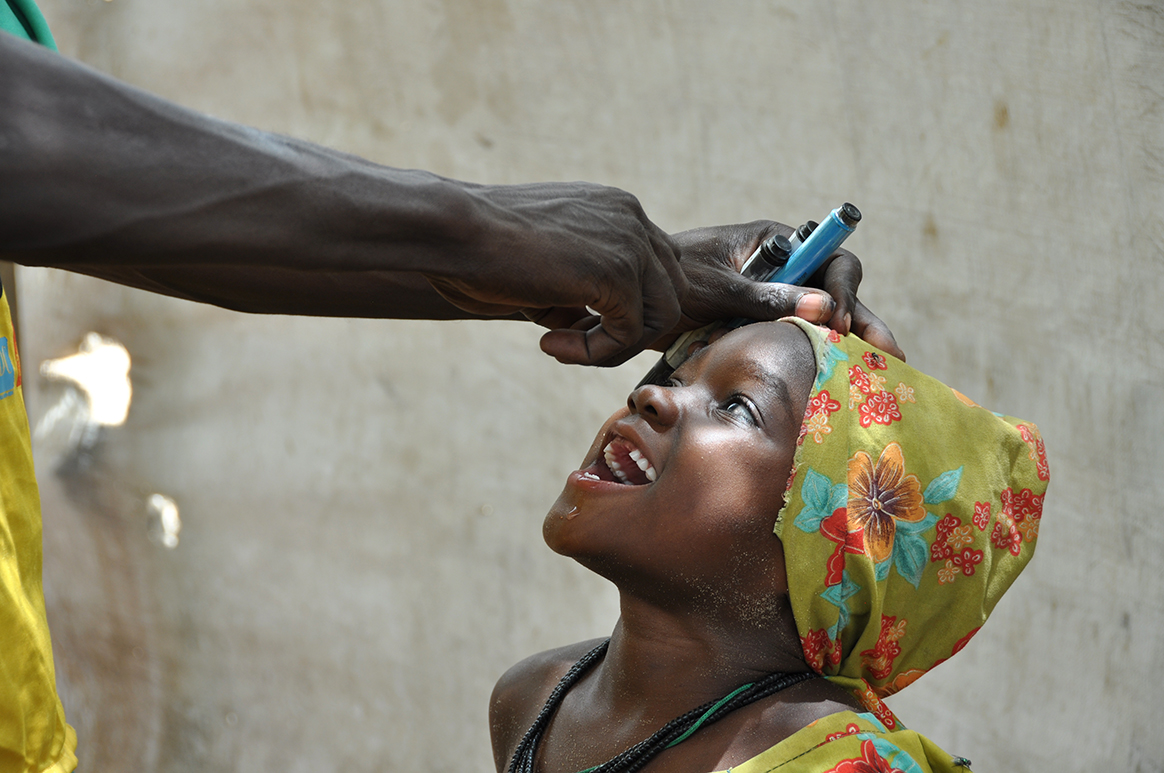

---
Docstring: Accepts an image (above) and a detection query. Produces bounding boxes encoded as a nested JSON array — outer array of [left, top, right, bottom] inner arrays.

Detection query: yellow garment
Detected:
[[776, 319, 1049, 731], [0, 286, 77, 773], [723, 711, 962, 773]]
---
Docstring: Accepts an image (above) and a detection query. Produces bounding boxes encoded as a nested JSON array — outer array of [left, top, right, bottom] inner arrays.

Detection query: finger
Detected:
[[710, 270, 837, 325], [524, 306, 592, 331], [539, 278, 646, 366], [559, 231, 683, 366], [849, 298, 906, 361], [817, 251, 863, 336]]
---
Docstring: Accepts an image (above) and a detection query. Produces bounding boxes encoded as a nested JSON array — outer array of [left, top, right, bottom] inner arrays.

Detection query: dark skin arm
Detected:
[[1, 32, 902, 363]]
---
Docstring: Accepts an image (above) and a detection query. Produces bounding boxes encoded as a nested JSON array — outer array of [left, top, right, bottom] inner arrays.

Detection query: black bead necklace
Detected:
[[507, 639, 818, 773]]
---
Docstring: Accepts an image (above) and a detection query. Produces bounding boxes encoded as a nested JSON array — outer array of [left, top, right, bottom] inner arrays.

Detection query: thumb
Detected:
[[720, 272, 837, 324]]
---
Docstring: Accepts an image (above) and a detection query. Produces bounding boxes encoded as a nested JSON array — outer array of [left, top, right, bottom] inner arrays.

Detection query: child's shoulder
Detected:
[[489, 638, 607, 772]]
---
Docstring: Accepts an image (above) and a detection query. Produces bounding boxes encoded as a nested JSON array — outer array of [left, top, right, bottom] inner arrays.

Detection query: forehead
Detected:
[[692, 321, 814, 377], [681, 321, 816, 412]]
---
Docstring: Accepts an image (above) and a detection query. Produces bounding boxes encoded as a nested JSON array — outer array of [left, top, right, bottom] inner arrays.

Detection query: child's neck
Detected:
[[593, 596, 812, 717]]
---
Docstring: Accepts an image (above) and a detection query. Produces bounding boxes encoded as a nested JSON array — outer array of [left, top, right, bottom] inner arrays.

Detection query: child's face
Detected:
[[544, 321, 816, 608]]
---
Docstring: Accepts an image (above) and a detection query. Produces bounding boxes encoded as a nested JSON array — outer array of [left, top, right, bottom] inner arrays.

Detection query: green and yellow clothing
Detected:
[[725, 711, 963, 773], [2, 6, 78, 772]]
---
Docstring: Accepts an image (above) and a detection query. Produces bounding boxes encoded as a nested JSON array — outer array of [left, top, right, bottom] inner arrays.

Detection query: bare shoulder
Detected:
[[489, 639, 607, 773]]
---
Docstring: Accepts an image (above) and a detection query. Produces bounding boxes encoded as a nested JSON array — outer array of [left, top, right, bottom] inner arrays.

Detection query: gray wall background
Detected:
[[13, 0, 1162, 771]]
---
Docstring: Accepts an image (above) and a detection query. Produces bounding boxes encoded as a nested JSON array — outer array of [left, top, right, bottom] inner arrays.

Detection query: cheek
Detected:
[[676, 448, 793, 534]]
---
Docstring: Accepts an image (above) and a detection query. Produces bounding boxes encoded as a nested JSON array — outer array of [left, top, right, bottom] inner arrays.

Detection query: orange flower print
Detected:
[[948, 524, 974, 550], [804, 390, 841, 444], [863, 351, 889, 371], [849, 383, 864, 410], [931, 514, 961, 562], [860, 615, 907, 681], [858, 391, 902, 428], [951, 388, 980, 408], [893, 382, 915, 403], [806, 411, 832, 444], [992, 487, 1045, 556], [867, 372, 887, 394], [937, 560, 959, 585], [881, 669, 925, 697], [802, 628, 842, 674], [848, 443, 927, 563]]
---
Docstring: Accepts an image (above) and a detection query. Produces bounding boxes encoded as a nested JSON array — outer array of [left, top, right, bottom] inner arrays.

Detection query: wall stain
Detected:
[[994, 99, 1010, 131]]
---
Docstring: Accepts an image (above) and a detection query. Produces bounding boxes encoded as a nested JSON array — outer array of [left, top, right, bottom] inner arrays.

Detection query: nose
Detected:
[[627, 383, 679, 428]]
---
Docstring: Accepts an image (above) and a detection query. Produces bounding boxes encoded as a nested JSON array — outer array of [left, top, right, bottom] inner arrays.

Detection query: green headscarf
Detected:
[[776, 318, 1049, 729]]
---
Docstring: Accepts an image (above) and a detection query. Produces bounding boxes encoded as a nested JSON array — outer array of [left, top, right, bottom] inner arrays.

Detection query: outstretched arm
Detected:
[[1, 32, 685, 364], [2, 33, 901, 363]]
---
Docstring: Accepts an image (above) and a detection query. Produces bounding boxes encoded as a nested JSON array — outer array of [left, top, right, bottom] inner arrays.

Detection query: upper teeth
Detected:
[[603, 442, 657, 483]]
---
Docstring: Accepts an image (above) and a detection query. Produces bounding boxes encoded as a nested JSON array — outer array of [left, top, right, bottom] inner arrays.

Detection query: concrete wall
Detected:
[[16, 0, 1163, 771]]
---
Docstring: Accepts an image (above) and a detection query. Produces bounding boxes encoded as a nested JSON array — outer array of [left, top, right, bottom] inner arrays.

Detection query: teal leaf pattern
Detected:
[[821, 570, 861, 639], [923, 467, 963, 505], [892, 528, 930, 589], [794, 468, 848, 534], [816, 342, 849, 389]]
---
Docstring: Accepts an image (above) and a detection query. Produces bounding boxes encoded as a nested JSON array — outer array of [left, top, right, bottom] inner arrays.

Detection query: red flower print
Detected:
[[858, 392, 902, 428], [825, 724, 863, 742], [809, 389, 842, 417], [822, 739, 896, 773], [860, 616, 907, 681], [848, 444, 927, 563], [1019, 423, 1050, 482], [951, 627, 980, 655], [821, 508, 866, 586], [849, 383, 864, 410], [973, 501, 991, 531], [828, 329, 842, 343], [863, 351, 889, 371], [991, 519, 1022, 556], [931, 627, 981, 670], [802, 629, 841, 673], [850, 365, 873, 395], [1002, 487, 1045, 525], [951, 547, 983, 576], [805, 390, 842, 444]]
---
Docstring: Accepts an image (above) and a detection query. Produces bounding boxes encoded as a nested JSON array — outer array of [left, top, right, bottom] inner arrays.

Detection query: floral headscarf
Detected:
[[776, 318, 1049, 729]]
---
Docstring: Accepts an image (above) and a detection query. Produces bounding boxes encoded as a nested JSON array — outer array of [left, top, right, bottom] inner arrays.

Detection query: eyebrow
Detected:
[[742, 362, 798, 426]]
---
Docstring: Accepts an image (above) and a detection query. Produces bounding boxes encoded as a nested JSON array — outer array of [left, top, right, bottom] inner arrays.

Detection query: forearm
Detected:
[[61, 263, 521, 319], [1, 33, 491, 314]]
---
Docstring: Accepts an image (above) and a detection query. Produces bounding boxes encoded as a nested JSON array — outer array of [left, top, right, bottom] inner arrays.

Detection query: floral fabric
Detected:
[[775, 318, 1049, 729], [721, 711, 965, 773]]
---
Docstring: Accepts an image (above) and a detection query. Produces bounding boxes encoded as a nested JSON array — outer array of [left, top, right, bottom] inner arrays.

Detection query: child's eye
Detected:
[[720, 396, 760, 426]]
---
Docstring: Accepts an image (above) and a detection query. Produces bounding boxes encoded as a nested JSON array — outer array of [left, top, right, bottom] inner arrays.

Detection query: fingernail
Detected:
[[844, 312, 852, 333], [795, 293, 834, 321]]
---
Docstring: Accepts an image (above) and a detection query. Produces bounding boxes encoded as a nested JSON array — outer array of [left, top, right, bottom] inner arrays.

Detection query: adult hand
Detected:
[[424, 181, 687, 367], [513, 219, 904, 362], [661, 220, 905, 359]]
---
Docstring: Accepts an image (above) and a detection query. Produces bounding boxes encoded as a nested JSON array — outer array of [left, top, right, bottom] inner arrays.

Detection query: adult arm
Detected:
[[0, 32, 686, 364], [1, 33, 901, 363]]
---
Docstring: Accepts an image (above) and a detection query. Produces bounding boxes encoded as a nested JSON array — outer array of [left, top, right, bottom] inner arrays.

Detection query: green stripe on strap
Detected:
[[1, 0, 57, 49]]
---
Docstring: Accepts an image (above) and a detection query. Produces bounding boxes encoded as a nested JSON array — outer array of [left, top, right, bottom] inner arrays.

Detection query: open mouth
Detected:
[[594, 435, 656, 485]]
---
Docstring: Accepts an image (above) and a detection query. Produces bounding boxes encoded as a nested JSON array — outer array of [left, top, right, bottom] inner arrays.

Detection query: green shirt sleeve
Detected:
[[1, 0, 57, 49]]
